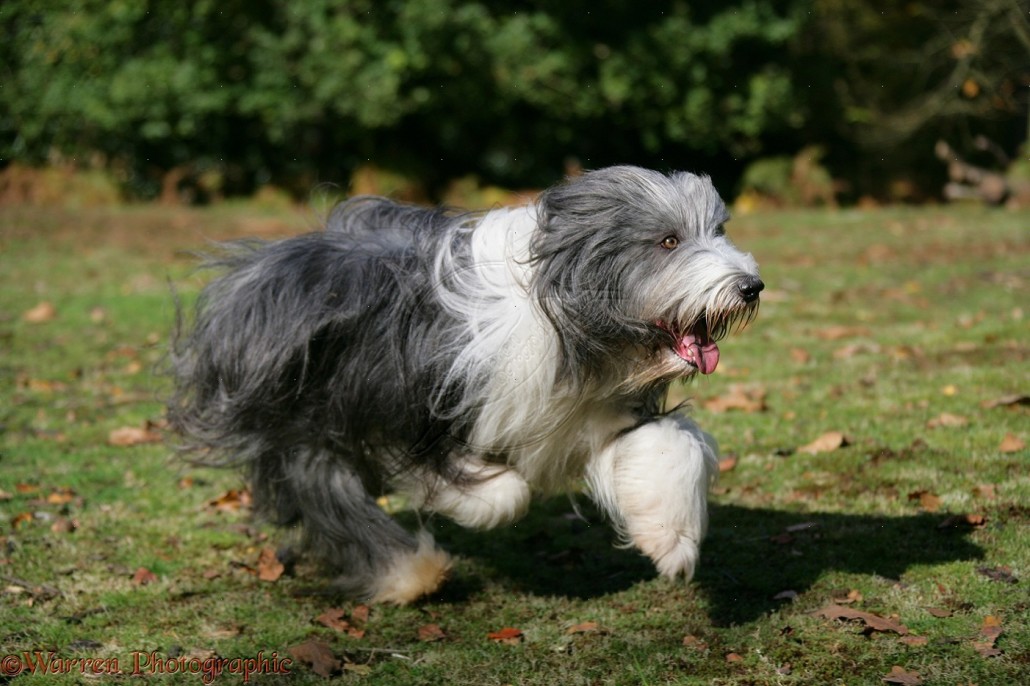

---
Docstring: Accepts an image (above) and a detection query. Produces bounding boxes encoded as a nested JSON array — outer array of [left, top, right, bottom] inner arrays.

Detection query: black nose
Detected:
[[738, 276, 765, 303]]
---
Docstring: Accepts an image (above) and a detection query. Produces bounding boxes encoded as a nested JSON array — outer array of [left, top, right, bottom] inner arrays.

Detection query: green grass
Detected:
[[1, 203, 1027, 685]]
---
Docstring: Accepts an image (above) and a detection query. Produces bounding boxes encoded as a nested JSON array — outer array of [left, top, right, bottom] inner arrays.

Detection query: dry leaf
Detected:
[[977, 566, 1018, 584], [108, 425, 162, 447], [833, 589, 863, 605], [972, 484, 996, 500], [23, 301, 57, 323], [725, 652, 744, 663], [815, 325, 871, 340], [718, 456, 738, 473], [289, 639, 341, 678], [899, 636, 929, 647], [351, 604, 370, 624], [798, 431, 850, 455], [418, 623, 447, 642], [11, 512, 34, 528], [974, 615, 1003, 658], [132, 567, 158, 586], [566, 621, 606, 635], [790, 348, 811, 364], [882, 665, 923, 685], [46, 488, 76, 505], [50, 517, 78, 534], [907, 490, 940, 512], [317, 608, 351, 632], [812, 604, 908, 635], [981, 393, 1030, 409], [703, 385, 767, 413], [682, 635, 708, 650], [925, 607, 952, 618], [206, 489, 252, 513], [257, 547, 285, 582], [487, 627, 524, 645], [998, 433, 1025, 453], [926, 413, 968, 429]]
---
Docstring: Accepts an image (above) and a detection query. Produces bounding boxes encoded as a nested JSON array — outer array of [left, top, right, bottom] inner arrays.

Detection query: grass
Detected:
[[1, 201, 1027, 685]]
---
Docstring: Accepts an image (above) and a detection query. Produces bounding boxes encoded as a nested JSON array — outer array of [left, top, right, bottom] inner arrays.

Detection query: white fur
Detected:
[[584, 416, 719, 579]]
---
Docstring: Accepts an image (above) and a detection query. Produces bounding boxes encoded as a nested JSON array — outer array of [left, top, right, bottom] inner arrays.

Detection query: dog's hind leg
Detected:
[[584, 416, 719, 580], [251, 448, 451, 604]]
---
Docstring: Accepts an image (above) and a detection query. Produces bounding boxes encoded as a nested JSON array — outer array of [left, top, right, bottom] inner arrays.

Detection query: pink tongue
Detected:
[[675, 335, 720, 374]]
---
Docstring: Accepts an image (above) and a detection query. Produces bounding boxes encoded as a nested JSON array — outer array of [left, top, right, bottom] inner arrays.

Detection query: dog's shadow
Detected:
[[423, 498, 984, 624]]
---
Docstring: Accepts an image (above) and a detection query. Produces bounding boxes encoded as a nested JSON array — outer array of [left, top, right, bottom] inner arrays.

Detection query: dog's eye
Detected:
[[660, 235, 679, 250], [714, 224, 726, 237]]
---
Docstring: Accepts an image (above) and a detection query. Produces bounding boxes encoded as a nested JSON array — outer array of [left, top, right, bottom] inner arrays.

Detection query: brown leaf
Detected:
[[682, 635, 708, 650], [971, 484, 996, 500], [132, 567, 158, 586], [974, 615, 1004, 657], [11, 511, 34, 528], [256, 547, 285, 582], [108, 425, 162, 447], [981, 393, 1030, 409], [790, 348, 811, 364], [566, 621, 606, 635], [815, 325, 871, 340], [351, 604, 370, 624], [937, 513, 987, 530], [832, 589, 863, 605], [46, 488, 76, 505], [907, 490, 940, 513], [703, 385, 767, 413], [487, 627, 524, 645], [812, 604, 909, 635], [899, 636, 929, 647], [798, 431, 850, 455], [50, 517, 78, 534], [718, 456, 738, 473], [289, 639, 341, 678], [925, 607, 952, 618], [23, 301, 57, 323], [882, 665, 923, 685], [725, 652, 744, 663], [418, 623, 447, 642], [206, 489, 252, 513], [316, 608, 351, 633], [926, 413, 968, 429], [977, 566, 1018, 584], [998, 433, 1025, 453]]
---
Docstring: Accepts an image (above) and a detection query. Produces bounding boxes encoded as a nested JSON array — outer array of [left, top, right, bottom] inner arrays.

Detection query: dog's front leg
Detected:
[[585, 416, 719, 580]]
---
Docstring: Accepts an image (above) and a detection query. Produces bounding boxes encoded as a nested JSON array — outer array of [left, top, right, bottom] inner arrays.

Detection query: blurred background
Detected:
[[1, 0, 1027, 209]]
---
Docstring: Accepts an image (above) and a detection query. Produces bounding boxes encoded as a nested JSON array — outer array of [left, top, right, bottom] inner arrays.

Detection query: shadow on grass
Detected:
[[428, 498, 984, 624]]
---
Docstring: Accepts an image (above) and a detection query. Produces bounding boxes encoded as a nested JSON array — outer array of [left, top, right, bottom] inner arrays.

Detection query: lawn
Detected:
[[1, 201, 1027, 685]]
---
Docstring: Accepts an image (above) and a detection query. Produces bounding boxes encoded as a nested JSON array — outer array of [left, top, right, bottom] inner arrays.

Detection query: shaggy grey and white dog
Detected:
[[169, 166, 763, 603]]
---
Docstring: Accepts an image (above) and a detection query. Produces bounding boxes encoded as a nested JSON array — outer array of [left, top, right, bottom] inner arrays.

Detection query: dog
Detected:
[[169, 166, 763, 603]]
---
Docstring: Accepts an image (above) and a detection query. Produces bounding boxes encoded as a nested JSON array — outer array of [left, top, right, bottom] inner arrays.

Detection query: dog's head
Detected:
[[533, 165, 762, 387]]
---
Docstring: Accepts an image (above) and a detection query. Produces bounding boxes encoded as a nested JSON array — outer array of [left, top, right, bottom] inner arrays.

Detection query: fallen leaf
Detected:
[[418, 623, 447, 642], [351, 604, 370, 624], [798, 431, 850, 455], [882, 665, 923, 685], [790, 348, 811, 364], [834, 342, 880, 359], [257, 547, 284, 582], [815, 325, 871, 340], [981, 393, 1030, 409], [971, 484, 996, 500], [682, 635, 708, 650], [998, 433, 1025, 453], [725, 652, 744, 663], [11, 512, 34, 528], [812, 604, 908, 635], [316, 608, 351, 633], [46, 488, 76, 505], [977, 566, 1018, 584], [718, 456, 738, 473], [289, 639, 341, 678], [206, 489, 252, 513], [50, 517, 78, 534], [833, 589, 863, 605], [108, 425, 162, 447], [937, 513, 986, 529], [899, 636, 929, 647], [925, 607, 952, 618], [907, 490, 941, 513], [974, 615, 1004, 658], [132, 567, 158, 586], [23, 301, 57, 323], [487, 627, 524, 645], [15, 483, 40, 494], [703, 385, 767, 413], [926, 413, 968, 429], [566, 621, 606, 635]]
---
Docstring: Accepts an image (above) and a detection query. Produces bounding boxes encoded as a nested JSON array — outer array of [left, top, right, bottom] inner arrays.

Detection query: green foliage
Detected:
[[1, 0, 808, 197]]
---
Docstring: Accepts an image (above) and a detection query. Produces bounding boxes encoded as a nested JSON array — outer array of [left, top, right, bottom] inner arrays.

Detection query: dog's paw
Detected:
[[630, 527, 702, 581], [368, 532, 452, 605], [424, 464, 532, 530]]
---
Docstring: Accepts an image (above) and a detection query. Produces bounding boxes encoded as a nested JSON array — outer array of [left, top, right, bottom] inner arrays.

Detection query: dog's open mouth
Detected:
[[656, 319, 720, 375]]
